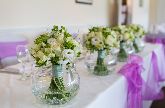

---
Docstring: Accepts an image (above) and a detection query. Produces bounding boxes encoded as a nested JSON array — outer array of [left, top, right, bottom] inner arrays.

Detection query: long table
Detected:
[[0, 43, 164, 108]]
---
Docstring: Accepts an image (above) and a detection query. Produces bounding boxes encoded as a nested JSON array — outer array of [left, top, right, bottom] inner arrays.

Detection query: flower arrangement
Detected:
[[112, 25, 135, 42], [30, 25, 81, 104], [85, 27, 119, 53], [84, 27, 119, 76], [127, 24, 146, 38], [127, 24, 146, 52], [112, 24, 146, 61], [31, 26, 81, 67], [112, 25, 135, 61]]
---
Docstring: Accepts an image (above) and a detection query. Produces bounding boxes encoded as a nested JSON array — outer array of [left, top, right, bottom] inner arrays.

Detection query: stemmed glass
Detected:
[[16, 45, 31, 80]]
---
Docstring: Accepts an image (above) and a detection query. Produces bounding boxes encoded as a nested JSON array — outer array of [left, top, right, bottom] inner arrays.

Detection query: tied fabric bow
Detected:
[[119, 53, 165, 108], [119, 55, 143, 108]]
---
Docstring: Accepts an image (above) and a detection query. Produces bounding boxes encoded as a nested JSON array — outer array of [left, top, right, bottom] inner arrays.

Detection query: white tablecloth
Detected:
[[0, 43, 164, 108]]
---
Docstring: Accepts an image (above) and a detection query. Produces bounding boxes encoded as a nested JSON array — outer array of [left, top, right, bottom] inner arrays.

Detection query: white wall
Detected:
[[0, 0, 109, 28], [131, 0, 150, 30], [149, 0, 157, 26], [156, 0, 165, 24], [148, 0, 165, 28]]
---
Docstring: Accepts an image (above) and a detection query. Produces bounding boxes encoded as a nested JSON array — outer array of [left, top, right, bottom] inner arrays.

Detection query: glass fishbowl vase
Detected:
[[133, 38, 145, 53], [117, 42, 128, 62], [85, 49, 110, 76], [32, 64, 80, 105]]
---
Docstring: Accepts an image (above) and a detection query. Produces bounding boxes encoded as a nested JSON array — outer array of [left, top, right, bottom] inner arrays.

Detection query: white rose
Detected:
[[37, 51, 44, 59], [34, 44, 40, 51], [45, 48, 51, 54], [123, 33, 130, 41], [88, 32, 95, 38], [91, 37, 101, 46], [95, 32, 103, 40], [105, 35, 117, 46], [37, 51, 47, 62], [42, 55, 48, 62], [63, 49, 75, 61], [47, 38, 57, 46], [48, 53, 55, 58], [95, 41, 104, 49], [57, 34, 64, 43]]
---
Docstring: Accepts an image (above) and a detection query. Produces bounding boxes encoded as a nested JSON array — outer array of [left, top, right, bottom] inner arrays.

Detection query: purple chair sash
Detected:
[[119, 53, 165, 108], [0, 41, 28, 59], [145, 33, 165, 44], [119, 55, 143, 108], [142, 52, 164, 100]]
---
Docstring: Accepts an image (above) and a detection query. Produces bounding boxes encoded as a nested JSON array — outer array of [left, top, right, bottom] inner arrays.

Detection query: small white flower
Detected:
[[63, 49, 75, 61], [91, 37, 101, 46], [47, 38, 57, 46]]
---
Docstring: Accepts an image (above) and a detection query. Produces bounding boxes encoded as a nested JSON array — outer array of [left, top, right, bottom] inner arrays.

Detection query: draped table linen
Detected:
[[0, 43, 164, 108]]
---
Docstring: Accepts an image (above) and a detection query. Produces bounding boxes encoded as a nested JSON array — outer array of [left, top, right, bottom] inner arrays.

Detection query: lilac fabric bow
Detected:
[[0, 41, 28, 59], [119, 53, 165, 108], [119, 55, 143, 108]]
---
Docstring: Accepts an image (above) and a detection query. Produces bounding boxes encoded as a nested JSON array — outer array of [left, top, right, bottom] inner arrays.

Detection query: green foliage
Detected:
[[35, 33, 49, 44], [45, 77, 71, 102], [63, 41, 75, 50]]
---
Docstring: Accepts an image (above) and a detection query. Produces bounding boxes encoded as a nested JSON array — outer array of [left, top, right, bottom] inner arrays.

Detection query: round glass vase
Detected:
[[133, 37, 145, 53], [93, 49, 109, 76], [32, 64, 80, 105], [86, 50, 109, 76], [117, 42, 128, 62]]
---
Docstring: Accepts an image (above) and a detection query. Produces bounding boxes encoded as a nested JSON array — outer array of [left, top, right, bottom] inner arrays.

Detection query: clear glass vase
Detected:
[[133, 38, 145, 53], [93, 50, 109, 76], [85, 50, 110, 76], [117, 42, 128, 62], [125, 41, 135, 54], [32, 64, 80, 105]]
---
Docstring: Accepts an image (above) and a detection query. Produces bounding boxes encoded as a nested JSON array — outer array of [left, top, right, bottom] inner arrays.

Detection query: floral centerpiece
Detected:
[[127, 24, 146, 52], [30, 26, 81, 105], [84, 27, 119, 76], [112, 25, 135, 62]]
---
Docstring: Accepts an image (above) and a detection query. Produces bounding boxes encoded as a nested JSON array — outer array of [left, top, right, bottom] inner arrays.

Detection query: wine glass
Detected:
[[16, 45, 30, 80]]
